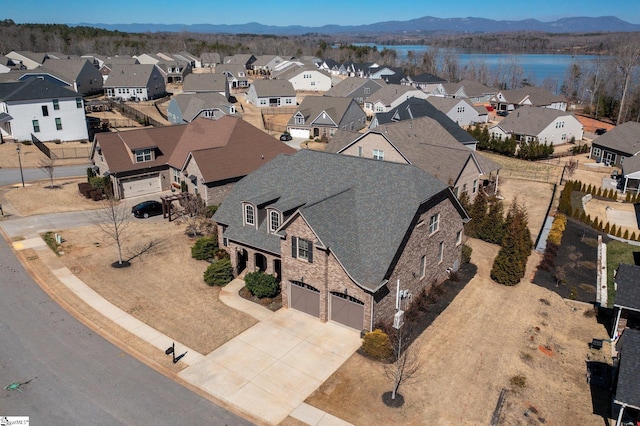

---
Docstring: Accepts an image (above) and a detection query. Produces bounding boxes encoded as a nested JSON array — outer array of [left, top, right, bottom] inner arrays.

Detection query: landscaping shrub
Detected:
[[510, 374, 527, 388], [203, 259, 233, 286], [361, 329, 393, 361], [244, 271, 279, 298], [191, 236, 218, 261], [547, 214, 567, 245], [461, 244, 473, 264], [205, 204, 218, 218]]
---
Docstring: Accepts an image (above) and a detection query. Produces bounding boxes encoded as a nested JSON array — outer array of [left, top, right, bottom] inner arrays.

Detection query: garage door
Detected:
[[120, 174, 160, 198], [289, 128, 309, 139], [290, 281, 320, 318], [330, 292, 364, 330]]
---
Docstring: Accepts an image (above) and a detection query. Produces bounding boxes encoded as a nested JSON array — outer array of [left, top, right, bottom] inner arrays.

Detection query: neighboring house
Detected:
[[104, 64, 166, 101], [490, 87, 567, 112], [326, 116, 501, 200], [370, 98, 479, 150], [246, 79, 296, 107], [622, 155, 640, 195], [363, 84, 430, 115], [426, 97, 481, 127], [611, 264, 640, 340], [99, 56, 139, 82], [370, 66, 405, 84], [5, 51, 47, 69], [612, 328, 640, 426], [252, 55, 285, 74], [167, 92, 236, 124], [91, 116, 295, 204], [439, 80, 496, 103], [324, 77, 387, 105], [0, 78, 88, 143], [200, 52, 221, 68], [489, 105, 583, 146], [317, 58, 342, 75], [223, 54, 257, 70], [215, 64, 249, 88], [182, 73, 230, 99], [590, 122, 640, 168], [273, 65, 332, 92], [173, 51, 202, 69], [287, 96, 367, 140], [401, 72, 447, 92], [28, 59, 103, 95], [135, 53, 191, 83], [213, 149, 469, 331]]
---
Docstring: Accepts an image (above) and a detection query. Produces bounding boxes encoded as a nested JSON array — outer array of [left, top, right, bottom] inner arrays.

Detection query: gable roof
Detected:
[[104, 64, 160, 87], [0, 78, 79, 101], [327, 117, 500, 186], [426, 97, 474, 114], [39, 58, 99, 83], [172, 92, 234, 122], [183, 73, 228, 93], [273, 64, 330, 81], [223, 54, 255, 66], [372, 98, 478, 146], [498, 87, 566, 106], [200, 52, 221, 64], [214, 149, 456, 291], [251, 79, 295, 97], [615, 328, 640, 410], [614, 264, 640, 311], [365, 84, 417, 106], [288, 96, 358, 126], [494, 105, 578, 135], [442, 79, 495, 98], [593, 121, 640, 156], [324, 77, 386, 98], [409, 72, 446, 84]]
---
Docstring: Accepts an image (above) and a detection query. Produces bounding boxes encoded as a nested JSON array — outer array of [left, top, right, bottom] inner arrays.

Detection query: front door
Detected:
[[604, 151, 616, 166]]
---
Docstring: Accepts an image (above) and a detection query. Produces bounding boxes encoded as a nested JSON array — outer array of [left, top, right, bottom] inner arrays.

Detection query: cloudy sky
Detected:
[[8, 0, 640, 26]]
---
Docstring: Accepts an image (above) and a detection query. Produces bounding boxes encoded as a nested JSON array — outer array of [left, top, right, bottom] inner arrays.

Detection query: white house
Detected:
[[0, 78, 88, 142], [246, 79, 296, 107], [426, 97, 481, 127], [273, 65, 331, 92], [363, 84, 430, 115], [489, 105, 583, 145], [104, 64, 166, 101]]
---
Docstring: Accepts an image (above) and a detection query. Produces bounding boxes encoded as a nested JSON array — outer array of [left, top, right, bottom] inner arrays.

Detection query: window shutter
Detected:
[[291, 236, 297, 258], [308, 243, 313, 263]]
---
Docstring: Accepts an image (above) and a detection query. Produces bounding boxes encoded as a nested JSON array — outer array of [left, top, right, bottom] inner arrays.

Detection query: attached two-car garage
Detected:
[[119, 173, 161, 198], [289, 281, 365, 331]]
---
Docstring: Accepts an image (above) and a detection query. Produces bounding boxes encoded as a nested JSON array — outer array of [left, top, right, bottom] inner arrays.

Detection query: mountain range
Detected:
[[78, 16, 640, 35]]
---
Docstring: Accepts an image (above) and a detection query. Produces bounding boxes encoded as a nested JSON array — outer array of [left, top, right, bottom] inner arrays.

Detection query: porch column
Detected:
[[615, 404, 625, 426], [612, 307, 623, 340], [623, 177, 628, 194]]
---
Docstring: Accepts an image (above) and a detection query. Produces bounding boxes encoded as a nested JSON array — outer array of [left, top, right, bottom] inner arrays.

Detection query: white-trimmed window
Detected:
[[173, 169, 181, 183], [32, 119, 40, 132], [364, 87, 370, 95], [244, 204, 255, 226], [473, 179, 478, 194], [438, 241, 444, 263], [291, 236, 313, 262], [76, 98, 83, 108], [429, 213, 440, 234], [53, 99, 60, 110], [42, 105, 49, 116], [135, 148, 152, 163], [420, 255, 426, 278], [456, 230, 462, 245], [358, 146, 363, 157], [55, 117, 62, 130], [592, 147, 601, 158], [373, 149, 384, 160], [269, 210, 281, 233], [295, 114, 304, 125]]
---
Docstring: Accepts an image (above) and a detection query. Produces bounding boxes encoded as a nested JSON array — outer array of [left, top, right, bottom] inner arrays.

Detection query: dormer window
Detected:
[[135, 148, 152, 163], [244, 204, 255, 226], [294, 113, 304, 125], [269, 210, 281, 233]]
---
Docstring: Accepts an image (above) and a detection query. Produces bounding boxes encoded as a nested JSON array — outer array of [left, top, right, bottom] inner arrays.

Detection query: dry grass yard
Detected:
[[0, 141, 91, 168]]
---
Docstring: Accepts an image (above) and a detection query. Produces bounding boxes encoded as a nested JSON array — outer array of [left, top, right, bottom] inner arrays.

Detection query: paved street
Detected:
[[0, 235, 252, 425]]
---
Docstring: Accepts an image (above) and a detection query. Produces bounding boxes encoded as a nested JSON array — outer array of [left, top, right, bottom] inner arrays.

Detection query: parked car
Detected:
[[280, 133, 293, 141], [595, 128, 607, 135], [497, 110, 509, 117], [131, 200, 163, 218]]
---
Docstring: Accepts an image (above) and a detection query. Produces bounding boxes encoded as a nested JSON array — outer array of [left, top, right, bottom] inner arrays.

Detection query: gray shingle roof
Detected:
[[0, 78, 78, 101], [324, 77, 386, 98], [593, 122, 640, 156], [426, 97, 474, 114], [614, 264, 640, 311], [287, 96, 356, 126], [214, 150, 453, 291], [183, 73, 228, 93], [615, 328, 640, 409], [251, 79, 296, 97], [104, 64, 159, 87], [494, 105, 577, 136], [622, 154, 640, 177], [498, 87, 566, 106], [365, 84, 416, 106], [173, 92, 234, 121]]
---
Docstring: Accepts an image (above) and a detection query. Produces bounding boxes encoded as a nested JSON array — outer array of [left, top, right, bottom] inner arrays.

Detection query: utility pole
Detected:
[[16, 143, 24, 188]]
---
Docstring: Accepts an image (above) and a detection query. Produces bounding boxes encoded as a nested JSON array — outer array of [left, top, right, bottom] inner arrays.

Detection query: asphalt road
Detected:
[[0, 236, 253, 425], [0, 165, 89, 187]]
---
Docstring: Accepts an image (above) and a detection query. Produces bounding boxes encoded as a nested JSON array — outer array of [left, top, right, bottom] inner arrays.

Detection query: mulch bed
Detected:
[[533, 218, 607, 303], [238, 286, 282, 312]]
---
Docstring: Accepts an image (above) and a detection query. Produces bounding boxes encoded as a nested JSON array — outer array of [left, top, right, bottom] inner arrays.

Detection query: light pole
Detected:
[[16, 143, 24, 188]]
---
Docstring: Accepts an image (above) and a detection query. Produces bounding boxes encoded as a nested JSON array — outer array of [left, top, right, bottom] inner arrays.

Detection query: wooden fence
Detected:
[[108, 100, 166, 128]]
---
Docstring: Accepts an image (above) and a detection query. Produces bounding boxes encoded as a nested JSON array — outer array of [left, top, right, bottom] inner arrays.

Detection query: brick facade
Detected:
[[340, 133, 407, 163]]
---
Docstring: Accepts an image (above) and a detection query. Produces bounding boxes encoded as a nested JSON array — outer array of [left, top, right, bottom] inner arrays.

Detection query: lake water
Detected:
[[356, 44, 607, 85]]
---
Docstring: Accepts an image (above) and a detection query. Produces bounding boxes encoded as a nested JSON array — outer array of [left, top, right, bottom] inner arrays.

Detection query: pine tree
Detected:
[[611, 224, 617, 236], [623, 229, 630, 240], [631, 232, 637, 241], [604, 222, 611, 234], [597, 187, 602, 197], [478, 199, 505, 244], [465, 189, 488, 238]]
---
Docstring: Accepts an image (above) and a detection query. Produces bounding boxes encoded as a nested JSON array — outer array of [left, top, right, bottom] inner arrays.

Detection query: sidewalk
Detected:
[[8, 233, 358, 426]]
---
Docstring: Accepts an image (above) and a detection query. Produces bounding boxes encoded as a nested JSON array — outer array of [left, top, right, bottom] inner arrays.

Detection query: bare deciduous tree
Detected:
[[95, 195, 130, 267], [38, 157, 56, 189], [180, 194, 216, 237], [383, 325, 422, 402], [615, 41, 640, 124]]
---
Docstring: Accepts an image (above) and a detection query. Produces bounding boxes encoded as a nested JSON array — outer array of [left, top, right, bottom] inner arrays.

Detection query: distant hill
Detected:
[[77, 16, 640, 35]]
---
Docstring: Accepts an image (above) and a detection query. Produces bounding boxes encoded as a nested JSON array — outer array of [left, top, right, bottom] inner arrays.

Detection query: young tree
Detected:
[[383, 325, 421, 404], [94, 194, 130, 267], [38, 157, 56, 189]]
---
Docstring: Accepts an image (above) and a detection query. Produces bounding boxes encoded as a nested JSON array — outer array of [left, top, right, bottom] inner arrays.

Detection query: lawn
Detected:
[[607, 240, 640, 306]]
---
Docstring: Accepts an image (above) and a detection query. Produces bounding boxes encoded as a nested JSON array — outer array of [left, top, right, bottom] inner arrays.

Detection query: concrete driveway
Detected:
[[179, 304, 360, 425]]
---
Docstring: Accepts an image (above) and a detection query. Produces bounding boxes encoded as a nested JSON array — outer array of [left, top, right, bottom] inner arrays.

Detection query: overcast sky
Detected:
[[8, 0, 640, 26]]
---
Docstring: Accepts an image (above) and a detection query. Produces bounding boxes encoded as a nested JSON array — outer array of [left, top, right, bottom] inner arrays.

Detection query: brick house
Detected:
[[213, 150, 468, 331]]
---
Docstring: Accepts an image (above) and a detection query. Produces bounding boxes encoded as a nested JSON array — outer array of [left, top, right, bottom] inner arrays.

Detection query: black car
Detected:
[[595, 128, 607, 135], [497, 110, 509, 117], [131, 200, 163, 218], [280, 133, 293, 141]]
